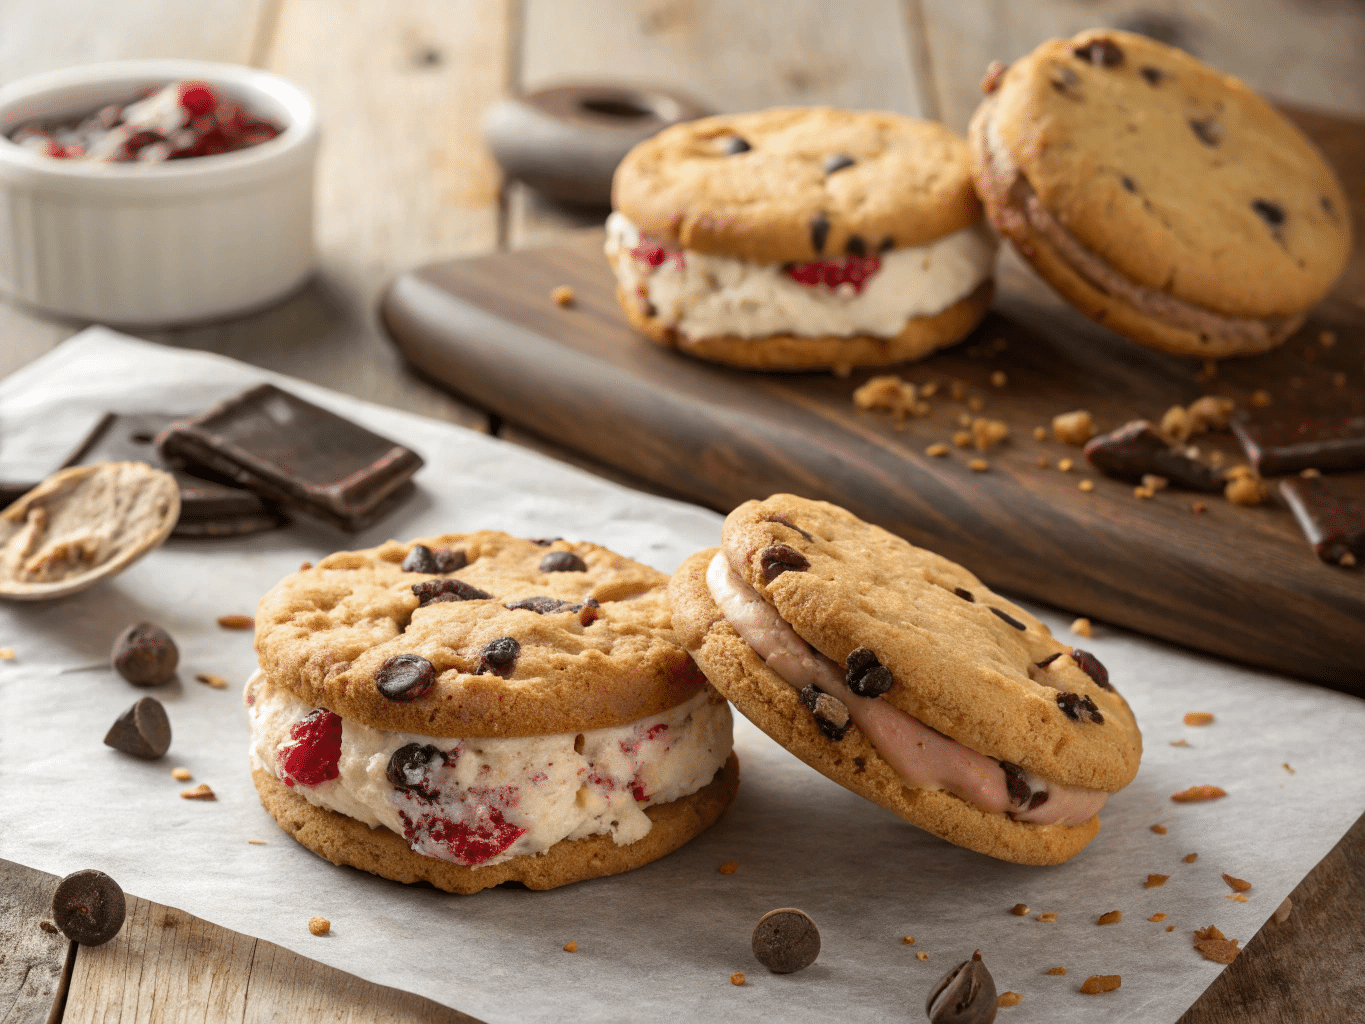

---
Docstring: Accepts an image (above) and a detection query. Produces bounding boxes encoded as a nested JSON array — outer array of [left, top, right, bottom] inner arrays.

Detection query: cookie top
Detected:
[[254, 532, 707, 738], [721, 496, 1141, 791], [979, 29, 1350, 320], [612, 107, 983, 264]]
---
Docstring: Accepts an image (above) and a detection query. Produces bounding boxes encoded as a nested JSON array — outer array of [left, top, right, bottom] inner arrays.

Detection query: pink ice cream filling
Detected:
[[707, 553, 1107, 827]]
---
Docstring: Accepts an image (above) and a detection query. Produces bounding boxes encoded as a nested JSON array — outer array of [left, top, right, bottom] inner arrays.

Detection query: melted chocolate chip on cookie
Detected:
[[1189, 118, 1220, 148], [1140, 65, 1165, 86], [764, 513, 813, 541], [1074, 38, 1124, 67], [953, 586, 975, 602], [720, 135, 750, 155], [1035, 652, 1062, 668], [1252, 199, 1286, 228], [401, 544, 439, 574], [845, 647, 894, 697], [1057, 691, 1105, 724], [540, 551, 587, 573], [999, 761, 1032, 806], [809, 212, 830, 255], [845, 234, 866, 256], [760, 544, 810, 581], [376, 654, 437, 701], [412, 578, 492, 606], [387, 742, 444, 799], [1070, 649, 1112, 691], [823, 153, 855, 175], [435, 548, 468, 573], [477, 636, 521, 678]]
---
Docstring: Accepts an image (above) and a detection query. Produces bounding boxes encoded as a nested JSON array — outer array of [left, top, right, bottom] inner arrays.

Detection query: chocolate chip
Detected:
[[759, 544, 809, 582], [578, 597, 601, 626], [953, 586, 975, 602], [1028, 790, 1049, 810], [1189, 118, 1220, 148], [103, 697, 171, 760], [111, 623, 178, 687], [1035, 652, 1062, 668], [1070, 648, 1112, 691], [809, 212, 830, 255], [1049, 63, 1082, 96], [52, 869, 125, 946], [1252, 199, 1285, 227], [798, 685, 851, 740], [1074, 38, 1124, 67], [375, 654, 437, 701], [531, 537, 561, 547], [401, 544, 438, 573], [879, 235, 895, 252], [540, 551, 587, 573], [1057, 691, 1104, 724], [720, 135, 750, 155], [764, 513, 814, 541], [435, 548, 468, 573], [823, 153, 855, 175], [386, 742, 444, 799], [478, 636, 520, 678], [412, 578, 492, 605], [752, 908, 821, 974], [845, 647, 894, 697], [989, 606, 1027, 631], [845, 235, 866, 256], [506, 595, 573, 614], [999, 761, 1032, 807], [1140, 65, 1165, 86], [927, 950, 998, 1024], [1084, 420, 1225, 491], [1121, 175, 1137, 193]]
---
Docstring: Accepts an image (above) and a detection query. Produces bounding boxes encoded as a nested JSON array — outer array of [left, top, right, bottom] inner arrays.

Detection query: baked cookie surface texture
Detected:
[[668, 495, 1142, 865], [607, 107, 997, 370], [970, 29, 1351, 359], [247, 532, 736, 893]]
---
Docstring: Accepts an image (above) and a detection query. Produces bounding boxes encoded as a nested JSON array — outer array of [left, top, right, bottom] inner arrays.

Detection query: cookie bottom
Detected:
[[669, 550, 1100, 866], [617, 280, 993, 371], [251, 754, 739, 894]]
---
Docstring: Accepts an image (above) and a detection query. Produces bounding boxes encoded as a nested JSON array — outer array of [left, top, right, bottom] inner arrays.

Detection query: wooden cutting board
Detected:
[[382, 107, 1365, 693]]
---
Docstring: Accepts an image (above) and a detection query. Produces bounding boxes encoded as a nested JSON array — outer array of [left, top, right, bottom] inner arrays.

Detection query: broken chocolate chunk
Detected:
[[990, 606, 1027, 631], [52, 870, 126, 947], [412, 578, 492, 605], [1057, 691, 1104, 724], [477, 636, 521, 677], [809, 212, 830, 255], [752, 908, 821, 974], [1070, 649, 1113, 691], [1252, 199, 1285, 227], [927, 950, 998, 1024], [401, 544, 439, 574], [764, 513, 814, 541], [434, 548, 468, 573], [1084, 420, 1224, 491], [1231, 412, 1365, 476], [1074, 38, 1124, 67], [953, 587, 975, 602], [798, 684, 851, 740], [1189, 118, 1220, 147], [823, 153, 855, 175], [845, 647, 894, 697], [376, 654, 437, 702], [1035, 652, 1062, 668], [720, 135, 750, 155], [760, 544, 810, 581], [386, 742, 444, 799], [999, 761, 1032, 807], [506, 595, 574, 614], [1280, 477, 1365, 566], [103, 697, 172, 760], [540, 551, 587, 573]]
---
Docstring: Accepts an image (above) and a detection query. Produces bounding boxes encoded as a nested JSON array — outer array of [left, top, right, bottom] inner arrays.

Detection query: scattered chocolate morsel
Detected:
[[1074, 38, 1124, 67], [720, 135, 750, 155], [752, 908, 821, 974], [1251, 199, 1285, 228], [989, 607, 1026, 631], [809, 212, 830, 255], [52, 869, 126, 946], [799, 685, 851, 740], [412, 578, 492, 605], [507, 595, 573, 614], [926, 950, 998, 1024], [845, 647, 894, 697], [1083, 420, 1224, 491], [434, 548, 467, 573], [999, 761, 1032, 807], [953, 587, 975, 602], [103, 697, 172, 759], [1189, 118, 1220, 147], [386, 742, 444, 799], [764, 513, 813, 541], [845, 235, 866, 256], [1280, 477, 1365, 566], [1035, 652, 1062, 668], [823, 153, 855, 175], [759, 544, 809, 581], [375, 654, 437, 701], [1070, 649, 1113, 691], [1057, 691, 1104, 724], [111, 623, 178, 686], [540, 551, 587, 573], [1230, 412, 1365, 476], [478, 636, 521, 678], [1140, 65, 1165, 85], [401, 544, 439, 574]]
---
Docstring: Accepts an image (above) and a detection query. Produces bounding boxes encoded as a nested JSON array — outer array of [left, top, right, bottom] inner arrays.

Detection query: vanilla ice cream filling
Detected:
[[605, 212, 997, 340], [246, 672, 733, 868], [706, 553, 1105, 827]]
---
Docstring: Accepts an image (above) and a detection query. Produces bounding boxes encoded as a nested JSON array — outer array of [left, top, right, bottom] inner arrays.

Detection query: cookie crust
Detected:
[[254, 532, 707, 738], [252, 753, 740, 893], [669, 551, 1099, 865]]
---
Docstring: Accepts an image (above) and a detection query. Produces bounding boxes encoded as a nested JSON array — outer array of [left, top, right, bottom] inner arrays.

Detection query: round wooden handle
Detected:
[[482, 83, 712, 207]]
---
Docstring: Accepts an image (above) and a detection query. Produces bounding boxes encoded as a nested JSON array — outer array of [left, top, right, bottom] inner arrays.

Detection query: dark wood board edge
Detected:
[[0, 859, 72, 1024]]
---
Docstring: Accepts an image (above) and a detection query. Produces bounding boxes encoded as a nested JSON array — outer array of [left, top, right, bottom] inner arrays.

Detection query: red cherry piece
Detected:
[[784, 254, 882, 294], [401, 807, 527, 865], [280, 709, 343, 787], [179, 82, 217, 117], [631, 243, 669, 267]]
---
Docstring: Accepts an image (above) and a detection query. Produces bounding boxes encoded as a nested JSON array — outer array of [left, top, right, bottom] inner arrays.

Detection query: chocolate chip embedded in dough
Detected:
[[759, 544, 810, 582], [999, 761, 1032, 807], [845, 647, 894, 697], [1048, 62, 1083, 98], [809, 212, 830, 255], [412, 578, 492, 605], [1074, 38, 1124, 67], [1070, 649, 1113, 691], [103, 697, 172, 760], [879, 235, 895, 252], [1121, 175, 1137, 193], [540, 551, 587, 573], [111, 623, 178, 687], [506, 595, 574, 614], [1252, 199, 1285, 228], [1057, 691, 1105, 724], [401, 544, 439, 574], [845, 234, 866, 256], [720, 135, 750, 155], [1028, 790, 1049, 810], [386, 742, 444, 799], [752, 908, 821, 974], [434, 548, 468, 573], [926, 950, 998, 1024], [764, 513, 813, 541], [1189, 118, 1220, 148], [477, 636, 521, 678], [1140, 65, 1165, 86], [376, 654, 437, 702], [953, 586, 975, 602], [798, 685, 851, 740], [989, 606, 1027, 631], [823, 153, 855, 175], [1035, 652, 1062, 668], [52, 869, 126, 947]]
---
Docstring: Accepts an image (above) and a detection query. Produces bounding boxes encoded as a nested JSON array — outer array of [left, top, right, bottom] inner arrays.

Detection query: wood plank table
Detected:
[[1, 2, 1362, 1021]]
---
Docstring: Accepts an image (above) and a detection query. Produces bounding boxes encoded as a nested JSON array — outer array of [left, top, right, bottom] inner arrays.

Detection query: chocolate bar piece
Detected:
[[61, 413, 287, 537], [1232, 413, 1365, 476], [155, 384, 423, 532], [1083, 420, 1224, 492], [1279, 477, 1365, 567]]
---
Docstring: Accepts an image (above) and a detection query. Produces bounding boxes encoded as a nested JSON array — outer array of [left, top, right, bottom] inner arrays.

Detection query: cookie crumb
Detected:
[[968, 396, 984, 412], [217, 615, 254, 630], [1226, 893, 1248, 902], [971, 417, 1009, 451], [1080, 975, 1121, 994], [1151, 824, 1168, 834], [1097, 910, 1122, 925], [902, 936, 915, 945], [1036, 457, 1050, 469], [1146, 874, 1169, 888], [1193, 926, 1240, 963], [39, 919, 58, 933], [925, 443, 949, 457], [718, 861, 739, 875], [1273, 897, 1293, 924], [1171, 786, 1226, 803], [308, 916, 330, 936], [854, 375, 928, 422], [1183, 712, 1214, 727], [1222, 873, 1251, 893], [730, 971, 745, 985], [950, 381, 965, 401], [299, 561, 312, 571], [1300, 468, 1321, 478], [551, 285, 575, 307], [916, 951, 929, 961], [833, 363, 852, 378], [1343, 552, 1358, 567], [1170, 739, 1190, 748], [1319, 330, 1336, 347], [1070, 617, 1093, 637], [1283, 762, 1295, 774], [171, 768, 192, 781], [1058, 457, 1074, 472], [1037, 912, 1058, 923], [1148, 913, 1167, 922], [1052, 410, 1096, 445], [990, 370, 1008, 388], [980, 59, 1008, 93], [1224, 475, 1262, 506], [1011, 903, 1029, 916], [998, 992, 1023, 1007], [920, 381, 939, 398], [1078, 479, 1095, 492], [968, 458, 989, 472], [1046, 966, 1067, 975], [0, 647, 13, 659], [1250, 389, 1272, 408], [195, 672, 229, 689], [1161, 405, 1193, 443], [180, 783, 215, 800], [563, 941, 578, 952], [1033, 426, 1047, 441], [1191, 501, 1207, 514], [954, 430, 973, 447], [1166, 924, 1175, 932], [247, 839, 268, 845], [1184, 853, 1199, 863]]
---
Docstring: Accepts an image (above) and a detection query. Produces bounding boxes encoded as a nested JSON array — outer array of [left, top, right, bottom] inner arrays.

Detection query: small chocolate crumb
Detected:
[[1057, 692, 1104, 724], [799, 685, 852, 740], [752, 908, 821, 974], [52, 869, 126, 946], [309, 916, 330, 936], [375, 654, 437, 701]]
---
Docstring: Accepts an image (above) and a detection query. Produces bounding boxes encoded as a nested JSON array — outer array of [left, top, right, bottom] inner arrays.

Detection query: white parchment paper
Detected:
[[2, 328, 1364, 1024]]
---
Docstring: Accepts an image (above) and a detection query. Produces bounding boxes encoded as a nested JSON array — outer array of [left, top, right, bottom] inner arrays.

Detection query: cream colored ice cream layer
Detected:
[[246, 672, 733, 869], [604, 211, 996, 340]]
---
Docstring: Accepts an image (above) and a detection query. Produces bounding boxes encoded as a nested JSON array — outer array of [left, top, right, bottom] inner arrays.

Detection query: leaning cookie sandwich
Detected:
[[669, 496, 1140, 865], [247, 532, 737, 892]]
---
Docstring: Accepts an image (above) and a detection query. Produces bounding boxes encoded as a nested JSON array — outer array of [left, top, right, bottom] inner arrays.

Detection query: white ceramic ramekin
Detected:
[[0, 59, 319, 326]]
